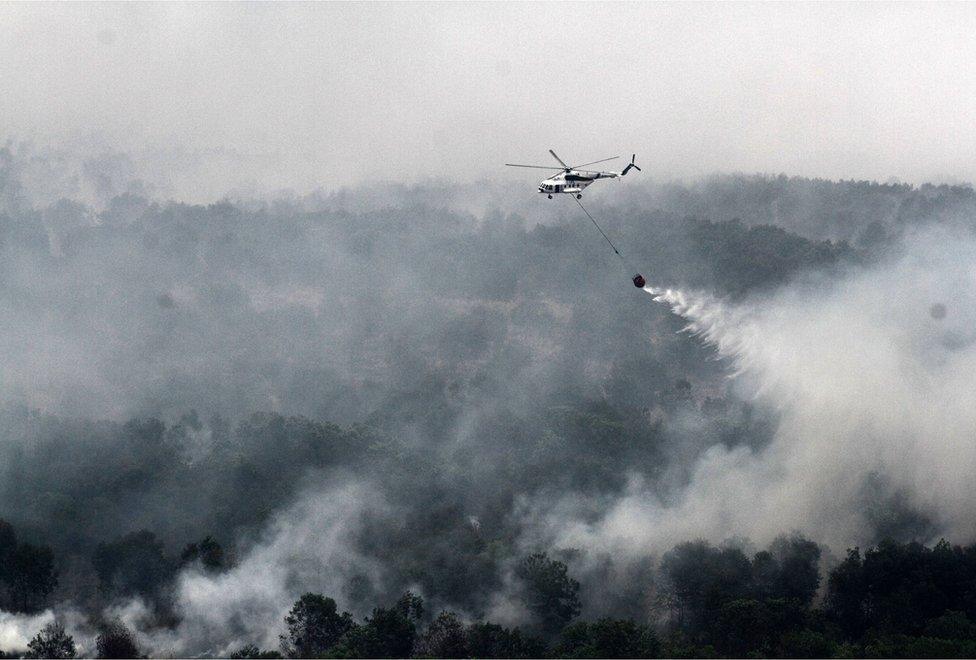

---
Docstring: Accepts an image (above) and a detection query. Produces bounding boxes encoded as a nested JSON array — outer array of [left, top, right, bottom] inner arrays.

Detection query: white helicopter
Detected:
[[506, 150, 641, 198]]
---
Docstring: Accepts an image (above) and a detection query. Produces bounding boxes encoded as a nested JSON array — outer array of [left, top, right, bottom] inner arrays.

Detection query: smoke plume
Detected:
[[535, 225, 976, 560]]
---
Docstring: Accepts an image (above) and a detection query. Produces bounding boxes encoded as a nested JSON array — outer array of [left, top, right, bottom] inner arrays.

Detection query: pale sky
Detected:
[[3, 2, 976, 195]]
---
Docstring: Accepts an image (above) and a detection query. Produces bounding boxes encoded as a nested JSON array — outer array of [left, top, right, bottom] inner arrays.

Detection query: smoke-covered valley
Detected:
[[4, 142, 976, 657]]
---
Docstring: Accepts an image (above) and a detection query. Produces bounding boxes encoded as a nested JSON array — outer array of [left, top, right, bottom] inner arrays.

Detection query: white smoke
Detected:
[[0, 610, 53, 653], [0, 608, 94, 657], [0, 480, 384, 657], [532, 224, 976, 557], [115, 478, 387, 657]]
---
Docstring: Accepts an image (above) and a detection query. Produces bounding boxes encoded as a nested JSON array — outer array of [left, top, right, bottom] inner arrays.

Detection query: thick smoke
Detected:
[[532, 225, 976, 560], [127, 479, 385, 657], [0, 610, 55, 652], [4, 142, 976, 654], [0, 479, 386, 657]]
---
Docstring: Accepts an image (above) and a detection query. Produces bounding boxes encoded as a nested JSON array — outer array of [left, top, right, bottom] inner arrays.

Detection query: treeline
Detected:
[[0, 521, 57, 614], [656, 536, 976, 657], [0, 407, 679, 614], [618, 173, 976, 244], [10, 537, 976, 658], [0, 515, 225, 618], [1, 398, 792, 626]]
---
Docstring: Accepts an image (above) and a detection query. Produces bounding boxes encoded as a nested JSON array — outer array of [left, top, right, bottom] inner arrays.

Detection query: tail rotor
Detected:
[[621, 154, 642, 176]]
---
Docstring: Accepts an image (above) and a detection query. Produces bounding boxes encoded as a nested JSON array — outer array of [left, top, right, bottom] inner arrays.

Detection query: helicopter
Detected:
[[506, 150, 641, 198]]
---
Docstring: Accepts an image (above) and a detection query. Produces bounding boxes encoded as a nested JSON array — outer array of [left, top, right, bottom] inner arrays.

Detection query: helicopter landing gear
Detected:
[[547, 194, 552, 199]]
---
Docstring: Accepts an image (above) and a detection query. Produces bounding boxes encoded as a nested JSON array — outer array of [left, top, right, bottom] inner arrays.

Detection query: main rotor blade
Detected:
[[571, 156, 619, 169], [505, 163, 565, 170], [548, 149, 569, 169]]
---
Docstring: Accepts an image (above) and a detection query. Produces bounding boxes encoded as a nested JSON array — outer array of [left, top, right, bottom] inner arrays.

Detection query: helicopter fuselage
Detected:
[[538, 170, 617, 195]]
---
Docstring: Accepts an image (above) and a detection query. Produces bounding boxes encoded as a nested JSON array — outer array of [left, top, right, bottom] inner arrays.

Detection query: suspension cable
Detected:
[[572, 195, 642, 279], [573, 195, 621, 256]]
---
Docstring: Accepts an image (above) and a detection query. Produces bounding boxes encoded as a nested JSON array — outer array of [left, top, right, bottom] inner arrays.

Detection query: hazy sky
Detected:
[[3, 2, 976, 194]]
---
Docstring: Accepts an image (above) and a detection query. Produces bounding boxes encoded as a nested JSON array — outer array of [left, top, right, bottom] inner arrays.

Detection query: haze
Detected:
[[4, 3, 976, 657], [3, 2, 976, 200]]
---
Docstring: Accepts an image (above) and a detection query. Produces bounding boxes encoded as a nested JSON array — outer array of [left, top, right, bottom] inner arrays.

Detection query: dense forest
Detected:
[[2, 145, 976, 656], [13, 529, 976, 658]]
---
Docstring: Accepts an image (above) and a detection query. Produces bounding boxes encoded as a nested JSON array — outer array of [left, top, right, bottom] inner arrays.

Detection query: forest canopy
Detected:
[[2, 145, 976, 656]]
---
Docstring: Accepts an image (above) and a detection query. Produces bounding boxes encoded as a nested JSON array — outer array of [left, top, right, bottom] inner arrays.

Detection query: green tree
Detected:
[[824, 539, 967, 638], [924, 611, 976, 641], [25, 621, 75, 659], [659, 541, 752, 633], [331, 593, 422, 658], [768, 535, 822, 606], [95, 619, 141, 659], [825, 548, 867, 636], [514, 553, 581, 636], [416, 611, 468, 658], [0, 519, 16, 611], [280, 593, 354, 658], [230, 644, 283, 659], [0, 520, 16, 567], [862, 634, 976, 658], [465, 622, 545, 659], [554, 619, 659, 658], [777, 629, 836, 658], [92, 530, 174, 598], [394, 592, 424, 622], [6, 543, 58, 613], [180, 536, 226, 572], [713, 598, 769, 656]]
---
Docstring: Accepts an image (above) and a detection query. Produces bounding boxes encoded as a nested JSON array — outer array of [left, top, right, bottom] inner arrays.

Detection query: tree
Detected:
[[554, 619, 659, 658], [416, 611, 468, 658], [862, 634, 976, 658], [25, 621, 75, 659], [925, 611, 976, 641], [394, 591, 424, 622], [92, 530, 174, 599], [659, 541, 752, 633], [279, 593, 354, 658], [5, 543, 58, 613], [824, 539, 968, 637], [713, 598, 770, 656], [0, 519, 16, 611], [0, 519, 16, 567], [465, 622, 545, 659], [330, 593, 422, 658], [825, 547, 867, 636], [95, 619, 141, 659], [230, 644, 282, 659], [514, 553, 581, 636], [180, 536, 226, 572], [776, 629, 836, 659], [768, 535, 821, 606]]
